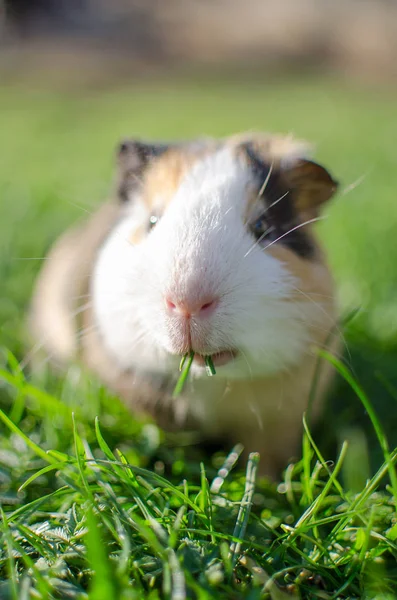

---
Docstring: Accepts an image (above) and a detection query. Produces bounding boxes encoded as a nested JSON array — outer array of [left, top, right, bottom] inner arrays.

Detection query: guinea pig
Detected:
[[30, 133, 339, 478]]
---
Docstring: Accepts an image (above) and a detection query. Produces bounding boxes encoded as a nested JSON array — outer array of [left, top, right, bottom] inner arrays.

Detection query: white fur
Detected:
[[92, 148, 316, 383]]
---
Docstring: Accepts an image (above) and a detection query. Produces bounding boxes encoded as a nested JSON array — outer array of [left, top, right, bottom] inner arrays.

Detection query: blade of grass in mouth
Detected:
[[173, 353, 216, 397], [205, 355, 216, 376], [173, 351, 195, 397]]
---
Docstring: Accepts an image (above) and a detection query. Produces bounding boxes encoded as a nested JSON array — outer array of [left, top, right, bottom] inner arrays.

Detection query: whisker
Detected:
[[76, 323, 99, 341], [292, 285, 352, 367], [262, 190, 290, 214], [304, 337, 351, 369], [65, 200, 94, 215], [239, 348, 254, 381], [12, 257, 52, 261], [243, 226, 275, 258], [248, 400, 264, 430], [291, 287, 335, 325], [258, 161, 274, 197], [77, 318, 150, 353], [73, 300, 93, 317], [131, 173, 144, 189], [19, 339, 49, 371], [23, 300, 93, 369], [263, 216, 327, 252], [245, 159, 274, 222], [303, 319, 339, 338], [71, 293, 92, 301], [300, 292, 335, 300], [222, 206, 234, 219], [341, 173, 367, 196], [245, 161, 275, 226], [127, 329, 152, 354], [26, 352, 54, 377]]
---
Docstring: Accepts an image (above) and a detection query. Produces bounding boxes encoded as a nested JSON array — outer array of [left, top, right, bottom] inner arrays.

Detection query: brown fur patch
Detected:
[[129, 225, 146, 246], [228, 132, 311, 166], [267, 242, 335, 312], [142, 144, 215, 211]]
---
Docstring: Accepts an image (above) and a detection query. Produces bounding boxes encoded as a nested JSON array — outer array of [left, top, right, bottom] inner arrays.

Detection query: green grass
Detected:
[[2, 74, 397, 598]]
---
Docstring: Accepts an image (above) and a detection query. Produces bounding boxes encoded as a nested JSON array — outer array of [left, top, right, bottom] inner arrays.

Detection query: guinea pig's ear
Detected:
[[116, 139, 169, 203], [282, 159, 338, 215]]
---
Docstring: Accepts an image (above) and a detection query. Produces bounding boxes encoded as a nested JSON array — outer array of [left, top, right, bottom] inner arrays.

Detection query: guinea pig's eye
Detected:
[[148, 215, 159, 230], [251, 215, 273, 241]]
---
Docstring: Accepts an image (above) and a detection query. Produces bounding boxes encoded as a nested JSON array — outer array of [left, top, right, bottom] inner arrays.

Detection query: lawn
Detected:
[[1, 74, 397, 598]]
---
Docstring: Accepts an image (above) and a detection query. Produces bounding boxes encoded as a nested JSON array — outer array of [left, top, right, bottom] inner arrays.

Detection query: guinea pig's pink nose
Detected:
[[165, 295, 218, 318]]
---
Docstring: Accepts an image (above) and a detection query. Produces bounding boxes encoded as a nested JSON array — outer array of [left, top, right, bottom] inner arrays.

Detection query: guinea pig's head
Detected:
[[92, 134, 338, 380]]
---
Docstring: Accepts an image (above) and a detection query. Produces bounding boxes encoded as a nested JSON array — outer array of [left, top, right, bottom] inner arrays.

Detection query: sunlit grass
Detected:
[[1, 350, 397, 598]]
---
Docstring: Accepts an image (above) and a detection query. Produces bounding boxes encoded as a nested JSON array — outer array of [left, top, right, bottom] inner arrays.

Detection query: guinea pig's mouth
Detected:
[[193, 349, 238, 368]]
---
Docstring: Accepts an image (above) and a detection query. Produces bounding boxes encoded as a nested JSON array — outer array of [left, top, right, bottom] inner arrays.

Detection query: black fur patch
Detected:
[[244, 144, 315, 259], [117, 140, 169, 203]]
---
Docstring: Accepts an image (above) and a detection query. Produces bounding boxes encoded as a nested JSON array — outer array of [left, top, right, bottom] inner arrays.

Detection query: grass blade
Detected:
[[229, 452, 259, 567], [0, 405, 57, 464], [1, 508, 19, 600], [167, 548, 186, 600], [18, 462, 65, 492], [85, 507, 117, 600], [318, 349, 397, 509], [210, 444, 244, 493], [205, 355, 216, 376], [173, 351, 194, 397]]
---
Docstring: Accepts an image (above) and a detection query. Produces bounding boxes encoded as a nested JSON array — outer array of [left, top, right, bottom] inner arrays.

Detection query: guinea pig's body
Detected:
[[30, 133, 339, 478]]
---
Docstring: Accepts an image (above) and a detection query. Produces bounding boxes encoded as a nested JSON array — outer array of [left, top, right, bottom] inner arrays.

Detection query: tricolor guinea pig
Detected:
[[30, 133, 339, 478]]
